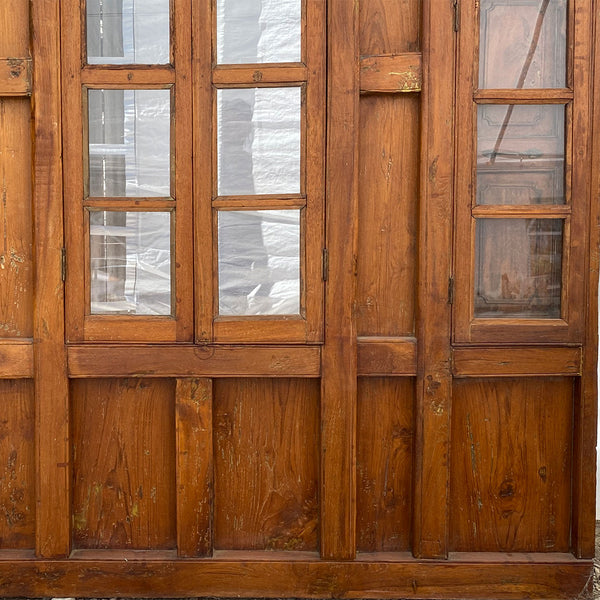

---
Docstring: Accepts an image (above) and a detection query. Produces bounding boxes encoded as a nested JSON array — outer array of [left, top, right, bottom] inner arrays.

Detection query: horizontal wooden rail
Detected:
[[0, 58, 31, 96], [0, 341, 34, 378], [360, 53, 422, 93], [357, 337, 417, 376], [453, 346, 582, 377]]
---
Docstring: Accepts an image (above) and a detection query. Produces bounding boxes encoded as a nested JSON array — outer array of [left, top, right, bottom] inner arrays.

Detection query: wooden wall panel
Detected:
[[0, 1, 29, 56], [214, 378, 319, 551], [359, 0, 421, 55], [357, 95, 419, 337], [357, 377, 413, 552], [450, 378, 573, 553], [0, 99, 32, 338], [0, 380, 34, 549], [71, 379, 176, 550]]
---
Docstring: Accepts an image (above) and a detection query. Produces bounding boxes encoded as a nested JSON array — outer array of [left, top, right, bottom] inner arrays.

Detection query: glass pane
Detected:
[[479, 0, 566, 89], [477, 104, 564, 205], [90, 211, 172, 315], [217, 0, 301, 64], [87, 0, 170, 65], [475, 218, 563, 318], [217, 87, 301, 196], [218, 210, 300, 315], [88, 89, 171, 197]]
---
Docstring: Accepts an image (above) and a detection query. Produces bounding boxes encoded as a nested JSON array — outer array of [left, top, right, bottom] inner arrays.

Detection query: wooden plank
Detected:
[[213, 379, 319, 551], [68, 345, 321, 378], [0, 558, 591, 599], [176, 378, 213, 557], [71, 379, 176, 550], [360, 54, 422, 93], [0, 343, 33, 378], [212, 65, 308, 85], [357, 337, 417, 376], [450, 378, 573, 553], [413, 0, 454, 559], [453, 346, 582, 377], [0, 59, 31, 96], [320, 0, 359, 560], [356, 95, 418, 337], [32, 0, 70, 558]]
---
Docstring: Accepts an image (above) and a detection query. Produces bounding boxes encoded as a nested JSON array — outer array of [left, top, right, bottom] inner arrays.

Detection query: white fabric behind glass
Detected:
[[217, 87, 301, 196], [87, 0, 170, 64], [218, 210, 300, 315], [217, 0, 301, 64]]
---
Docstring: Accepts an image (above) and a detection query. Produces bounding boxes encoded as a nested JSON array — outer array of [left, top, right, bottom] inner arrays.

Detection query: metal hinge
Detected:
[[453, 0, 460, 32], [448, 276, 455, 304], [322, 248, 329, 281], [61, 247, 67, 282]]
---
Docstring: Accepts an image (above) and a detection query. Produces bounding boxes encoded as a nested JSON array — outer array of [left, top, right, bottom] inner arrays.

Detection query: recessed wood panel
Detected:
[[72, 379, 176, 550], [357, 377, 413, 552], [214, 378, 319, 551], [0, 99, 32, 338], [360, 0, 421, 55], [357, 94, 419, 337], [0, 2, 29, 56], [450, 378, 573, 552], [0, 380, 34, 549]]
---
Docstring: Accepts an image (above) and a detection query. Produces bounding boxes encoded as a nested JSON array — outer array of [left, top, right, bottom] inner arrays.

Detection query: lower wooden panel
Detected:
[[0, 380, 34, 549], [71, 379, 177, 550], [213, 378, 320, 551], [357, 377, 413, 552], [0, 557, 590, 598], [450, 378, 573, 553]]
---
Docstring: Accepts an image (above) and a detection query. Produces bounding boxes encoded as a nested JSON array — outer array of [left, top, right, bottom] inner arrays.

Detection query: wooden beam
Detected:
[[320, 0, 359, 560], [32, 0, 70, 557], [357, 337, 417, 376], [360, 53, 422, 93], [0, 58, 31, 96], [0, 342, 33, 378], [68, 345, 321, 378], [453, 346, 582, 377]]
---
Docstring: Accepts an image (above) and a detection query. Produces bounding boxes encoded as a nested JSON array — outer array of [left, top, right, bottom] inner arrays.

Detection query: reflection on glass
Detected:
[[477, 104, 564, 205], [479, 0, 566, 89], [218, 210, 300, 315], [475, 218, 563, 318], [217, 87, 301, 196], [87, 0, 170, 64], [217, 0, 301, 64], [90, 211, 172, 315], [88, 89, 171, 197]]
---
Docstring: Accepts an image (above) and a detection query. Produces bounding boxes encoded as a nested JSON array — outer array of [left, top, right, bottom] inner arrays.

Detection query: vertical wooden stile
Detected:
[[413, 0, 455, 559], [32, 0, 71, 557], [176, 378, 213, 557], [320, 0, 359, 560]]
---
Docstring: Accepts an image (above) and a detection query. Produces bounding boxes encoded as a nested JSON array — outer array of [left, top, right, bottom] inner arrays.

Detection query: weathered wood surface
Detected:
[[0, 59, 31, 96], [360, 54, 422, 93], [0, 342, 33, 378]]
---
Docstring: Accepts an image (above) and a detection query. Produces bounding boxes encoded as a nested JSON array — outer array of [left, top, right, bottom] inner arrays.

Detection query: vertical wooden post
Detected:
[[176, 378, 213, 557], [320, 0, 359, 561], [32, 0, 71, 557], [412, 0, 455, 559]]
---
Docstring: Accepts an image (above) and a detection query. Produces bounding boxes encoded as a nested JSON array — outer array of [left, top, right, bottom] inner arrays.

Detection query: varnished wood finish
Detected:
[[72, 379, 176, 549], [357, 338, 417, 376], [360, 54, 422, 93], [450, 378, 573, 552], [0, 59, 31, 96], [0, 342, 33, 379], [214, 379, 319, 551], [212, 65, 308, 86]]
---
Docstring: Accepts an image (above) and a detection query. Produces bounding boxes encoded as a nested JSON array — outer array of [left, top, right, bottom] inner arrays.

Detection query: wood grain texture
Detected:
[[450, 378, 573, 553], [214, 379, 319, 552], [176, 378, 213, 557], [0, 99, 33, 338], [360, 0, 421, 56], [72, 379, 176, 550], [0, 2, 29, 56], [357, 337, 417, 376], [0, 380, 34, 549], [360, 54, 422, 93], [357, 94, 418, 337], [0, 59, 31, 96], [0, 342, 33, 378], [357, 378, 413, 552]]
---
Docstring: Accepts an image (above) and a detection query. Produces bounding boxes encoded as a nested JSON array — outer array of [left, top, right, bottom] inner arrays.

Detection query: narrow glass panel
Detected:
[[90, 211, 172, 315], [86, 0, 170, 65], [217, 87, 301, 196], [477, 104, 565, 205], [475, 218, 563, 318], [88, 89, 171, 197], [218, 210, 300, 315], [217, 0, 301, 64], [479, 0, 566, 89]]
